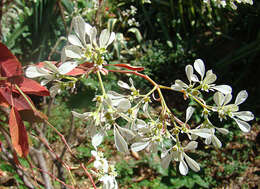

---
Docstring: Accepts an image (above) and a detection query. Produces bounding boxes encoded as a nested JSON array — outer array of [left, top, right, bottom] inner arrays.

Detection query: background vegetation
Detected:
[[0, 0, 259, 188]]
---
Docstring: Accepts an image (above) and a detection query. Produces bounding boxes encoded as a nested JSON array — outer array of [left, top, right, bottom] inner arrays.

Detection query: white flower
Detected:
[[25, 61, 77, 85], [100, 174, 118, 189], [213, 90, 254, 132], [161, 142, 200, 175], [91, 150, 109, 173], [64, 16, 115, 65], [193, 59, 232, 94]]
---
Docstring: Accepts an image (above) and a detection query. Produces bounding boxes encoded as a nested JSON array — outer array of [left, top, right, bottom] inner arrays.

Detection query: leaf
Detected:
[[0, 43, 22, 77], [0, 88, 32, 111], [114, 127, 129, 153], [112, 64, 144, 71], [128, 28, 143, 42], [18, 78, 50, 96], [9, 107, 29, 157]]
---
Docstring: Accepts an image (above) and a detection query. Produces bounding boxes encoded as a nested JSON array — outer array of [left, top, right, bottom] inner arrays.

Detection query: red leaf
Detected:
[[0, 88, 32, 111], [0, 43, 22, 77], [65, 68, 86, 76], [18, 78, 50, 96], [9, 107, 29, 157], [111, 64, 144, 71]]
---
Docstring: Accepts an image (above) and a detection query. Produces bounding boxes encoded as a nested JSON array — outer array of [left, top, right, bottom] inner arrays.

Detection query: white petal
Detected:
[[117, 99, 131, 112], [213, 92, 225, 107], [233, 111, 254, 121], [194, 59, 205, 79], [204, 70, 217, 84], [68, 34, 83, 47], [171, 84, 183, 91], [43, 61, 59, 73], [186, 106, 195, 122], [90, 27, 97, 46], [25, 66, 49, 78], [161, 153, 172, 169], [184, 153, 200, 172], [175, 79, 188, 89], [58, 61, 78, 74], [131, 141, 149, 152], [92, 132, 104, 149], [71, 111, 91, 119], [116, 125, 135, 141], [190, 129, 211, 138], [99, 29, 110, 48], [65, 45, 82, 59], [211, 85, 232, 94], [205, 136, 212, 145], [223, 93, 233, 105], [85, 23, 92, 37], [235, 90, 248, 105], [212, 135, 222, 148], [234, 118, 251, 133], [185, 65, 193, 83], [184, 141, 198, 150], [179, 159, 188, 175], [114, 127, 129, 153], [72, 16, 86, 45], [106, 32, 116, 48], [117, 80, 130, 89], [216, 127, 229, 135]]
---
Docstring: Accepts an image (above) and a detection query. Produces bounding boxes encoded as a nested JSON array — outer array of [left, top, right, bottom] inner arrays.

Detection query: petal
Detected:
[[184, 153, 200, 172], [185, 65, 193, 83], [234, 118, 251, 132], [223, 93, 233, 105], [107, 32, 116, 47], [212, 135, 222, 148], [85, 23, 92, 37], [116, 125, 135, 141], [72, 16, 86, 46], [184, 141, 198, 150], [175, 80, 188, 88], [235, 90, 248, 105], [216, 127, 229, 135], [92, 132, 104, 149], [65, 45, 82, 59], [161, 153, 172, 169], [117, 99, 131, 112], [186, 106, 195, 122], [233, 111, 254, 121], [25, 66, 49, 78], [99, 29, 110, 48], [213, 92, 225, 107], [204, 70, 217, 84], [211, 85, 232, 94], [114, 127, 129, 153], [179, 159, 188, 175], [131, 141, 150, 152], [90, 27, 97, 46], [194, 59, 205, 79], [58, 61, 78, 74], [117, 80, 130, 89], [68, 34, 83, 47]]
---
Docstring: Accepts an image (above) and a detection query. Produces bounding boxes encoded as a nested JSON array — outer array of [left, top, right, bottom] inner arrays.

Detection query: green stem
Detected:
[[97, 70, 106, 96]]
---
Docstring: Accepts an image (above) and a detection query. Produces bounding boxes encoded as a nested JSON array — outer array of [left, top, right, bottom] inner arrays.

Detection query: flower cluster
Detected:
[[91, 134, 118, 189], [24, 15, 255, 188], [203, 0, 253, 9]]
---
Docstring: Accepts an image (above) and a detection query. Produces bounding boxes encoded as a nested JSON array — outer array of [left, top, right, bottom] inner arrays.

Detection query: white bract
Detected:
[[25, 61, 77, 85], [64, 16, 115, 66], [213, 90, 254, 132], [161, 142, 200, 175]]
